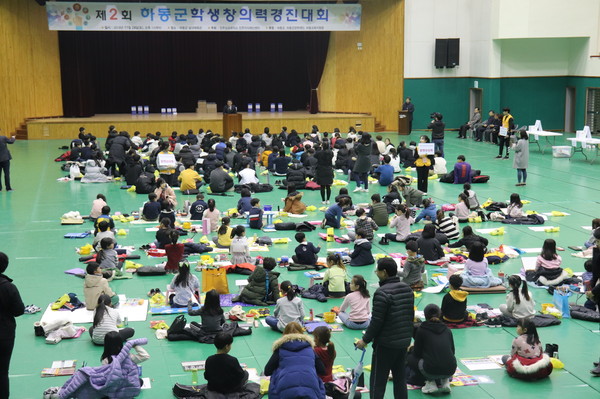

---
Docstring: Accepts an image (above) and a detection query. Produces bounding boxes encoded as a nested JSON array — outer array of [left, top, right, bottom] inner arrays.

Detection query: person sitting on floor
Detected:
[[533, 239, 565, 286], [500, 275, 536, 320], [168, 261, 199, 308], [398, 241, 425, 291], [265, 281, 305, 332], [441, 275, 468, 323], [350, 229, 375, 266], [141, 193, 161, 221], [461, 242, 503, 288], [323, 254, 350, 298], [292, 232, 320, 266], [448, 226, 488, 251], [283, 184, 307, 215], [501, 318, 553, 380], [90, 294, 135, 345], [187, 289, 225, 333], [416, 224, 445, 262], [338, 275, 371, 330], [264, 322, 326, 398], [407, 304, 456, 394], [233, 257, 280, 306], [204, 332, 250, 395]]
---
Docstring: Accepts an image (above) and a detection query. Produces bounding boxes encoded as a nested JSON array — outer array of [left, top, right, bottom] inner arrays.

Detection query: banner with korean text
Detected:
[[46, 2, 362, 31]]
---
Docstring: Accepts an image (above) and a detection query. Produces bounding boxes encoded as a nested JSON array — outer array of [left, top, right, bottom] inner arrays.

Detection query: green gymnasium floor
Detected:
[[2, 132, 600, 399]]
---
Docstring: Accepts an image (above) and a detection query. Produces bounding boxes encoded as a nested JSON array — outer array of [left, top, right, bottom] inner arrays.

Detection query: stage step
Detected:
[[15, 121, 28, 140], [374, 120, 386, 132]]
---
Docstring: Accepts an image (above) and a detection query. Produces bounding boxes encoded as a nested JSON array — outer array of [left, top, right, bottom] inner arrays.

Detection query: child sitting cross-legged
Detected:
[[265, 281, 305, 332], [313, 326, 336, 383], [461, 242, 503, 288], [168, 261, 199, 308], [141, 193, 161, 221], [501, 318, 553, 380], [338, 275, 371, 330], [90, 294, 135, 345], [499, 275, 535, 320], [323, 253, 350, 298], [248, 198, 264, 230], [399, 241, 425, 291], [101, 331, 149, 366], [96, 237, 121, 276], [188, 289, 226, 333], [164, 230, 185, 274], [233, 257, 280, 306], [93, 221, 116, 252], [441, 275, 468, 323], [292, 232, 320, 266], [349, 229, 375, 266], [349, 207, 378, 241], [84, 262, 118, 311], [204, 332, 250, 395]]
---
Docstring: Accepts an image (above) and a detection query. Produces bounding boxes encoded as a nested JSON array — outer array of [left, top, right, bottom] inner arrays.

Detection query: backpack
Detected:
[[168, 315, 187, 335], [472, 175, 490, 183]]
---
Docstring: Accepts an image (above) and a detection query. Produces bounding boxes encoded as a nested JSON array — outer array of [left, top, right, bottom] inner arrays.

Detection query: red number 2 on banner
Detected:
[[109, 8, 118, 20]]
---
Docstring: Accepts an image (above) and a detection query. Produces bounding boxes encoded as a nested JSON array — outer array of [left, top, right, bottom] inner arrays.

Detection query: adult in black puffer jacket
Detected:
[[357, 257, 414, 399], [285, 160, 306, 189], [407, 304, 456, 393]]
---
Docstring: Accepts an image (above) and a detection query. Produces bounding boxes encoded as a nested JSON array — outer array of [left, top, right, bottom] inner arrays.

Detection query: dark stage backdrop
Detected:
[[59, 31, 329, 117]]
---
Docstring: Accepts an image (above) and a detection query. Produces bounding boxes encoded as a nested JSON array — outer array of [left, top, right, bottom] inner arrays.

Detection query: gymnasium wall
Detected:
[[404, 0, 600, 131], [0, 0, 63, 136], [319, 0, 404, 132]]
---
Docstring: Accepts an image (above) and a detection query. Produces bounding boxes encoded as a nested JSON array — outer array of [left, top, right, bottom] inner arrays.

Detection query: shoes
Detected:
[[421, 380, 439, 394], [362, 188, 369, 192], [495, 155, 502, 159], [320, 218, 326, 229], [591, 365, 600, 376], [515, 183, 524, 186], [503, 156, 509, 159], [544, 343, 559, 357], [485, 318, 502, 328], [24, 304, 41, 314], [353, 187, 362, 193], [438, 378, 451, 393], [322, 201, 327, 204], [326, 200, 330, 204], [43, 386, 61, 399]]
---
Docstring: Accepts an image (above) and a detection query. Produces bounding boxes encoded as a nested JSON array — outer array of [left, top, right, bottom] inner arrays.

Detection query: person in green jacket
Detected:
[[233, 257, 280, 306]]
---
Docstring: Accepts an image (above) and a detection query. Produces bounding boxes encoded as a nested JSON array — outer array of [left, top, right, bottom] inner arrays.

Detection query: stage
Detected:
[[26, 111, 376, 140]]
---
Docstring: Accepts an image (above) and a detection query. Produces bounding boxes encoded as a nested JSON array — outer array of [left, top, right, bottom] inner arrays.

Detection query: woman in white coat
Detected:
[[512, 130, 529, 186]]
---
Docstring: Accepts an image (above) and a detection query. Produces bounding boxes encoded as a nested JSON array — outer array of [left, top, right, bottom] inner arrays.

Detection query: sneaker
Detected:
[[495, 155, 502, 159], [590, 364, 600, 376], [24, 305, 41, 314], [503, 156, 509, 159], [326, 200, 330, 205], [438, 378, 451, 393], [353, 187, 362, 193], [43, 387, 61, 399], [362, 188, 369, 192], [421, 380, 439, 394], [485, 318, 501, 328], [322, 201, 327, 204]]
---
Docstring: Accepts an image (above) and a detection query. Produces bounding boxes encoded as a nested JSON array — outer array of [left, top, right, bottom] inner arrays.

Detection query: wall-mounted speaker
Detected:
[[434, 38, 460, 68]]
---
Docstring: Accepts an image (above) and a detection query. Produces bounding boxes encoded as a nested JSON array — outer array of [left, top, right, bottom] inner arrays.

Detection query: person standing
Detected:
[[497, 107, 515, 159], [402, 97, 415, 134], [352, 133, 372, 193], [428, 113, 445, 157], [0, 132, 16, 191], [356, 257, 414, 399], [223, 99, 237, 114], [0, 252, 25, 398], [314, 143, 334, 204], [458, 107, 481, 139], [513, 130, 529, 186]]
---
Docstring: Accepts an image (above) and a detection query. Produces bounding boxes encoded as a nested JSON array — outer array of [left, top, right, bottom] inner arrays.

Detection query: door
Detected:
[[585, 88, 600, 135], [565, 87, 575, 133], [469, 88, 483, 117]]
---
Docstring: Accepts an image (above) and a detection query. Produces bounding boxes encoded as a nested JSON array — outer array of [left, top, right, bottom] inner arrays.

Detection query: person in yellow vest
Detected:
[[497, 107, 515, 159], [178, 163, 203, 194]]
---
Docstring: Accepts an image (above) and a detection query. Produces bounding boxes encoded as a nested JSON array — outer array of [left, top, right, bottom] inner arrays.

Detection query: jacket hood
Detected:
[[84, 274, 103, 288], [449, 289, 468, 302], [290, 161, 303, 170], [406, 255, 425, 267], [272, 333, 314, 351], [206, 154, 217, 161], [355, 238, 371, 249], [420, 320, 448, 334]]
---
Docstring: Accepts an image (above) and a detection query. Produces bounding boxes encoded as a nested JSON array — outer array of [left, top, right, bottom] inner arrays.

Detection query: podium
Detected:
[[222, 114, 242, 140], [398, 110, 410, 135]]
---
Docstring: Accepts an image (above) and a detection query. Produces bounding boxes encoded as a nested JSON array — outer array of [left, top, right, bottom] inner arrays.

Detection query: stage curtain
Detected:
[[58, 31, 329, 117], [304, 31, 330, 114]]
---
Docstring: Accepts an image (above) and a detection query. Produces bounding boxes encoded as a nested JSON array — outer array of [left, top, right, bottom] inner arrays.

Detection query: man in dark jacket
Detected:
[[402, 97, 415, 134], [107, 131, 132, 176], [0, 133, 16, 191], [0, 252, 25, 399], [356, 257, 414, 399], [428, 113, 445, 157]]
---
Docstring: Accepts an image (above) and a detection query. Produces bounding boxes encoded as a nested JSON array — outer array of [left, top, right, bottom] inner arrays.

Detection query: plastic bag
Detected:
[[552, 288, 571, 318]]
